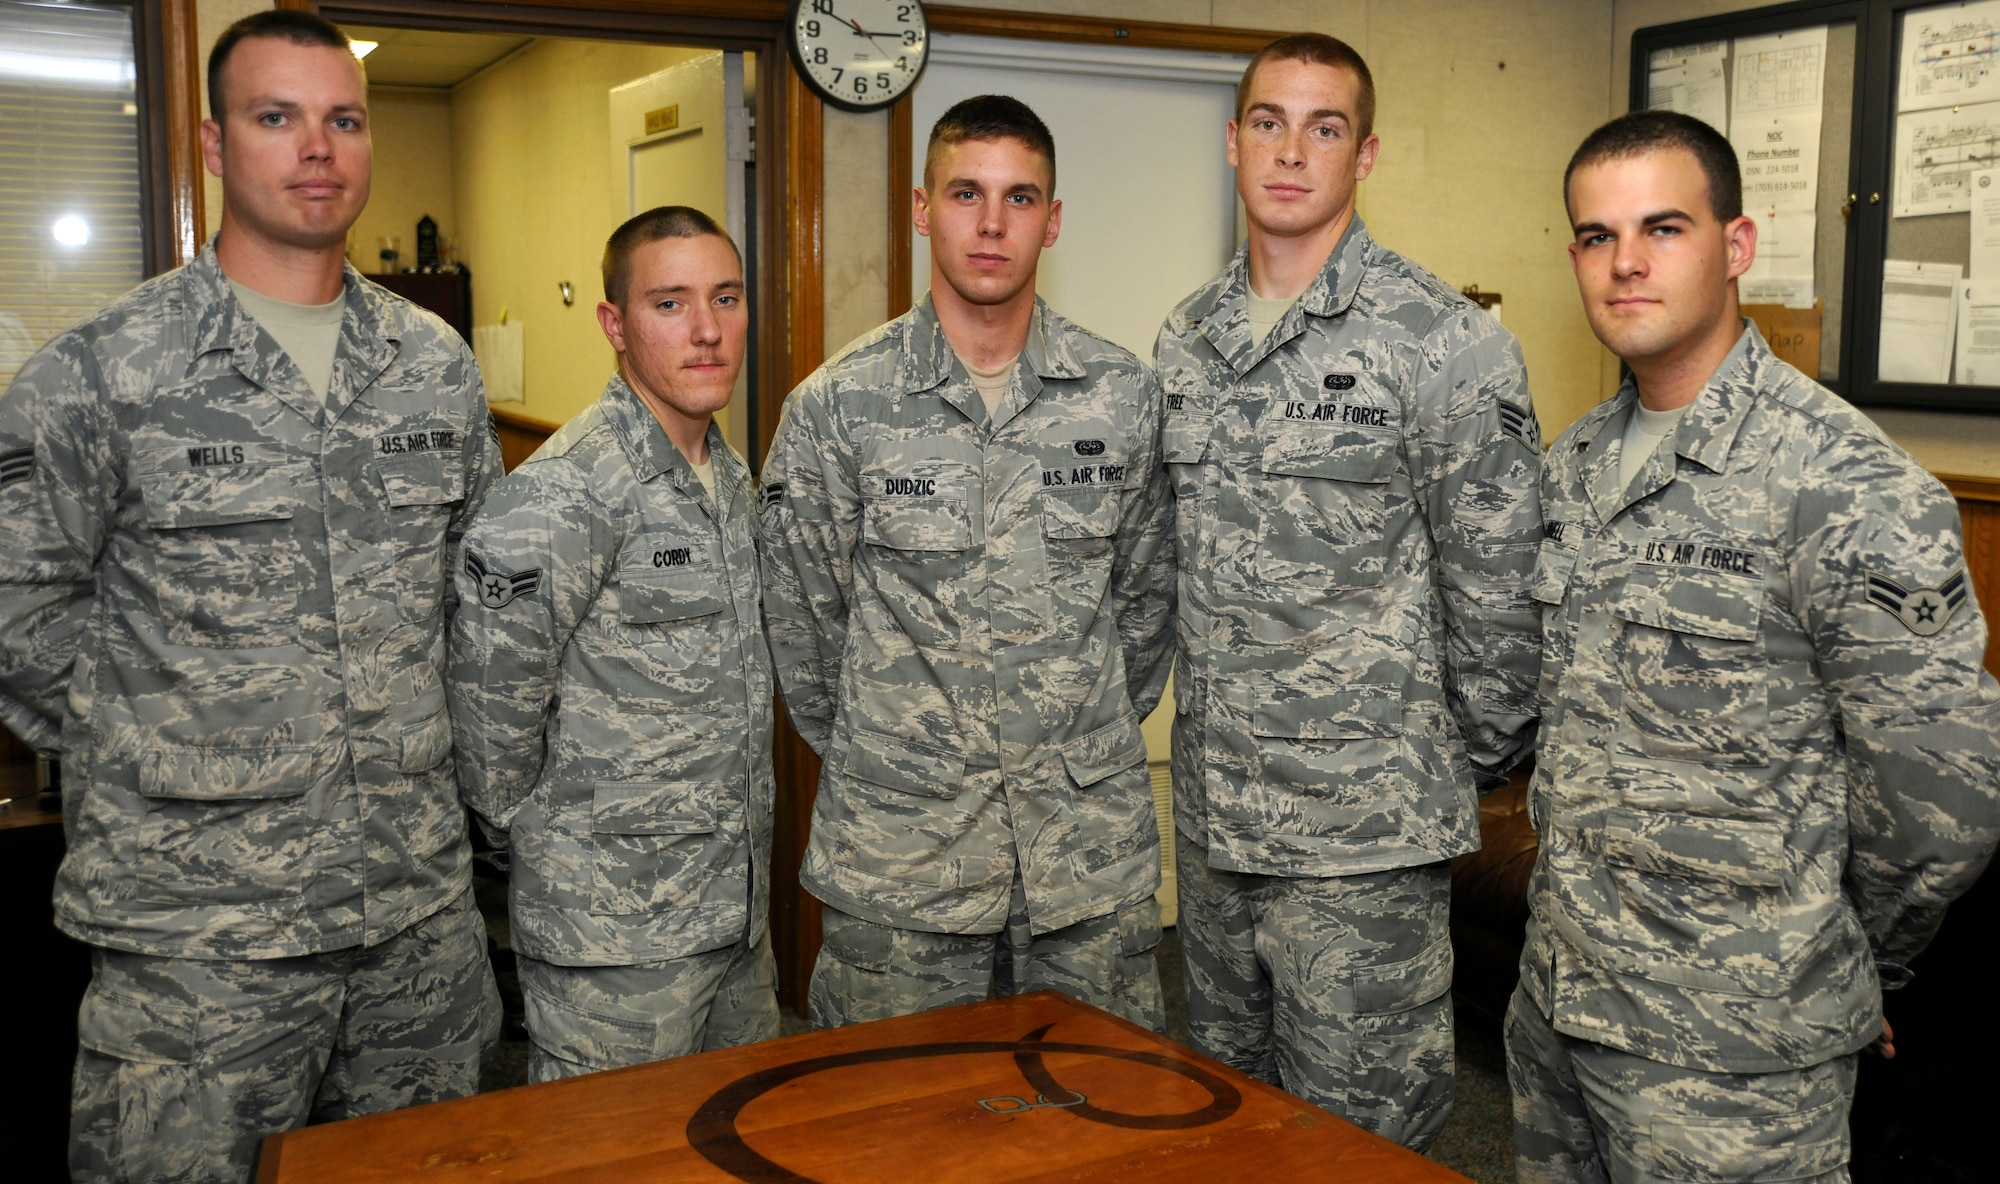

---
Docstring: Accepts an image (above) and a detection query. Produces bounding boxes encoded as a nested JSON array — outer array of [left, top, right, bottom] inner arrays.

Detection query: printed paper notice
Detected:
[[1740, 210, 1817, 308], [1953, 281, 2000, 384], [1971, 169, 2000, 277], [1736, 111, 1822, 212], [1650, 50, 1727, 133], [1893, 100, 2000, 216], [1880, 260, 1962, 384], [1733, 27, 1827, 120], [1900, 1, 2000, 112]]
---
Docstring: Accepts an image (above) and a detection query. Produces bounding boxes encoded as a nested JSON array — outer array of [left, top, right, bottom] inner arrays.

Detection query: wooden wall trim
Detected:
[[889, 8, 1278, 305], [887, 95, 914, 320], [490, 405, 563, 437], [928, 5, 1284, 54], [785, 68, 826, 386], [1941, 473, 2000, 504], [160, 0, 206, 265]]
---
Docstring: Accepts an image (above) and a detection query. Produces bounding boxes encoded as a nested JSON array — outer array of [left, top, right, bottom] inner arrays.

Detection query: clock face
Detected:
[[789, 0, 929, 111]]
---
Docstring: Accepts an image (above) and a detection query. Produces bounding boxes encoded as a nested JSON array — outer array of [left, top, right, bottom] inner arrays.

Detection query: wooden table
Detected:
[[256, 990, 1470, 1183]]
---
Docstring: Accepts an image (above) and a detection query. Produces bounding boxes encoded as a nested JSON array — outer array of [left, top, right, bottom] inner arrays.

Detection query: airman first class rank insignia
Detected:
[[1866, 567, 1969, 636], [0, 447, 31, 489], [465, 550, 542, 609], [1499, 401, 1539, 449]]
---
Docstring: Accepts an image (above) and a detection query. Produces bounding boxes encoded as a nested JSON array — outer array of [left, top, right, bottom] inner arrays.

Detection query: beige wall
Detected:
[[822, 0, 1619, 437], [350, 88, 454, 276], [450, 39, 711, 425]]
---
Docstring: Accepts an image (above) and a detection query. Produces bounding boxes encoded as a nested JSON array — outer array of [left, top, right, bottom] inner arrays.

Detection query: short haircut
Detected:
[[1237, 33, 1376, 141], [601, 205, 740, 305], [207, 10, 354, 123], [924, 95, 1056, 194], [1565, 110, 1743, 223]]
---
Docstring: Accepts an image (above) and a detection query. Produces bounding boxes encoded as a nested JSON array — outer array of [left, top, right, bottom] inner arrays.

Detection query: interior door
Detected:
[[609, 51, 755, 459]]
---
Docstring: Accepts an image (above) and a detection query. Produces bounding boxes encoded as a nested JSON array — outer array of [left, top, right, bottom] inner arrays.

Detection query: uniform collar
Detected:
[[600, 372, 733, 510], [901, 291, 1085, 428], [185, 238, 402, 423], [1575, 321, 1766, 523], [1179, 216, 1370, 375]]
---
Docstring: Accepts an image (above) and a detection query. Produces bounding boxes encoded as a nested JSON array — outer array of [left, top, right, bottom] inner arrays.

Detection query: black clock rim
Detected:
[[785, 0, 930, 113]]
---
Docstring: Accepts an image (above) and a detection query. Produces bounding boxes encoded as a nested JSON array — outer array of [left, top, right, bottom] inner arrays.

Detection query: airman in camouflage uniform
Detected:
[[1155, 36, 1542, 1149], [760, 97, 1174, 1030], [0, 14, 500, 1181], [1513, 110, 2000, 1183], [447, 208, 777, 1082]]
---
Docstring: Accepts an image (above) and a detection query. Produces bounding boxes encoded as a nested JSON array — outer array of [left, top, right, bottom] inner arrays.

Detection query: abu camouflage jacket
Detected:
[[0, 243, 501, 959], [760, 295, 1174, 936], [1155, 219, 1543, 879], [1522, 324, 2000, 1072], [447, 377, 772, 966]]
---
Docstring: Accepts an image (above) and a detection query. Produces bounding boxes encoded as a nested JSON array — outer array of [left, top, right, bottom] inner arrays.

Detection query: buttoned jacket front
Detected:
[[760, 295, 1175, 936], [0, 243, 502, 959], [1522, 325, 2000, 1073], [1154, 219, 1543, 880], [448, 377, 773, 966]]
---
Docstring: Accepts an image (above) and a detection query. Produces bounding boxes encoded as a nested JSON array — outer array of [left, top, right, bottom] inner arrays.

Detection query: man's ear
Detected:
[[912, 186, 932, 238], [201, 118, 224, 179], [596, 300, 627, 353], [1723, 213, 1758, 281]]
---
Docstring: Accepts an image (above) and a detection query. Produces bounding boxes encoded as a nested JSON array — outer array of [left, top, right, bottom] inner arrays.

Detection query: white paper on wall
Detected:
[[1900, 1, 2000, 112]]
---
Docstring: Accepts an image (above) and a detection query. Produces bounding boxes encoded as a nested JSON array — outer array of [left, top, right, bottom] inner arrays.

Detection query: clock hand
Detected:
[[843, 15, 892, 53]]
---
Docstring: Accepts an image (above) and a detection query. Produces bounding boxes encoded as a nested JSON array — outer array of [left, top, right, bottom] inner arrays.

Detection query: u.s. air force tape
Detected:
[[1865, 567, 1968, 637], [465, 550, 541, 609]]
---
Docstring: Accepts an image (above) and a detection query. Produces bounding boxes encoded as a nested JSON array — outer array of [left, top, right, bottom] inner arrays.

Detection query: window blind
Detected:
[[0, 0, 145, 389]]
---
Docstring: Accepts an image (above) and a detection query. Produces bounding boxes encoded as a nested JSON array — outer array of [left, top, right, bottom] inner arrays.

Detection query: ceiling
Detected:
[[341, 25, 536, 90]]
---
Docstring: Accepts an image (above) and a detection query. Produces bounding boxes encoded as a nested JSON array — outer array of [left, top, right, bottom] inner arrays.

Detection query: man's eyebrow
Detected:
[[640, 278, 746, 297], [240, 98, 366, 116], [942, 176, 1045, 199], [1570, 208, 1695, 235], [1244, 102, 1350, 125]]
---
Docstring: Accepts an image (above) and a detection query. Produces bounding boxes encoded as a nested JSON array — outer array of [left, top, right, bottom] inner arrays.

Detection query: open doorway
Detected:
[[333, 23, 760, 464]]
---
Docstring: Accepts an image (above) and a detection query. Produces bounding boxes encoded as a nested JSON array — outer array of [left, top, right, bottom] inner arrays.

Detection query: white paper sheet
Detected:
[[1649, 54, 1728, 134], [1740, 209, 1817, 308], [1900, 1, 2000, 112], [1953, 280, 2000, 383], [1735, 110, 1823, 212], [473, 322, 524, 404], [1893, 99, 2000, 216], [1880, 260, 1963, 383], [1970, 169, 2000, 278], [1732, 27, 1828, 121]]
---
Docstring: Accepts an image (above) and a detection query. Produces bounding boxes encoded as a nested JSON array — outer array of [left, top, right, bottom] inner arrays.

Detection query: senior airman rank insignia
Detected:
[[1865, 567, 1968, 636], [466, 550, 541, 609], [0, 447, 31, 489]]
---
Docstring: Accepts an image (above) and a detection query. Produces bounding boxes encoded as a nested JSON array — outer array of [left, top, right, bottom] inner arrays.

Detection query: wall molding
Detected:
[[931, 32, 1249, 84]]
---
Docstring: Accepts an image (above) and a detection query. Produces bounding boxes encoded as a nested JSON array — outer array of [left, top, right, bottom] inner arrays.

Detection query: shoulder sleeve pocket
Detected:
[[846, 730, 964, 798]]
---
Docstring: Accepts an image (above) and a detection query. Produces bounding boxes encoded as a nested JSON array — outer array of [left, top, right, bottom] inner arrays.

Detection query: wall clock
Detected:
[[788, 0, 929, 112]]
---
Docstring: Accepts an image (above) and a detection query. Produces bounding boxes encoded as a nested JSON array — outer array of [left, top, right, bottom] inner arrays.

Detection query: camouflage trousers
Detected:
[[70, 890, 499, 1184], [516, 932, 780, 1083], [1175, 833, 1455, 1150], [1505, 985, 1855, 1183], [808, 875, 1164, 1033]]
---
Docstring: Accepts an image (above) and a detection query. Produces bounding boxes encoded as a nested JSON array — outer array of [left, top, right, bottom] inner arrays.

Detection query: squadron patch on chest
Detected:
[[465, 550, 542, 609], [0, 447, 33, 489], [1866, 567, 1969, 637], [1639, 539, 1762, 579]]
